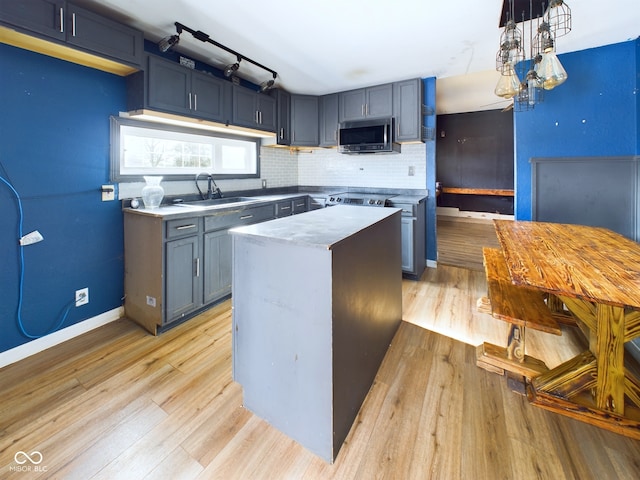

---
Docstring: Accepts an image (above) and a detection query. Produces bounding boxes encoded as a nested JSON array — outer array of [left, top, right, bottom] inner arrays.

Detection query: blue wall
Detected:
[[423, 77, 437, 262], [514, 39, 639, 219], [0, 44, 126, 352]]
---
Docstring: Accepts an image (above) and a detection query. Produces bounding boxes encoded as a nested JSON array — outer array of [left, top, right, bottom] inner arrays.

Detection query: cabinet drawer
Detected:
[[166, 218, 201, 239], [204, 204, 275, 231], [275, 200, 293, 217], [292, 197, 309, 214]]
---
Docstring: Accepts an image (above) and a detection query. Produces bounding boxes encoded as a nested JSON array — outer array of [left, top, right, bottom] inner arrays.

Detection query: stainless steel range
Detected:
[[325, 192, 397, 207]]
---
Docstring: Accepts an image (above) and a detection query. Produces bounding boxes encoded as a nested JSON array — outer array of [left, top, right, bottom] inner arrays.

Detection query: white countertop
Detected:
[[230, 205, 401, 249]]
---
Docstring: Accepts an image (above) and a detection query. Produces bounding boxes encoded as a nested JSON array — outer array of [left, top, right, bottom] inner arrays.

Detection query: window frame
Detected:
[[109, 116, 261, 182]]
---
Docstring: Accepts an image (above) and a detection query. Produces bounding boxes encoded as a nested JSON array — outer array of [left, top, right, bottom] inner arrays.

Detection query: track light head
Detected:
[[224, 59, 241, 77], [158, 34, 180, 52], [259, 72, 278, 93]]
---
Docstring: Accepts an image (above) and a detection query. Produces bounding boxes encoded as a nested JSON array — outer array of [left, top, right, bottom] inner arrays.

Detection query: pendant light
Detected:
[[534, 22, 568, 90], [495, 64, 521, 99], [545, 0, 572, 38]]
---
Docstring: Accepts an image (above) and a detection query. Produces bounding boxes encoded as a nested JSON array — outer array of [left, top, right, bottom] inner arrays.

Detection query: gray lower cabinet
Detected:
[[166, 234, 202, 320], [203, 228, 233, 303], [394, 200, 426, 278], [124, 202, 280, 334], [0, 0, 143, 67]]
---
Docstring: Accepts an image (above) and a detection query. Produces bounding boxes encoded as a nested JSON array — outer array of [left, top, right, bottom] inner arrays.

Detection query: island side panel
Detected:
[[331, 210, 403, 457], [231, 235, 334, 462]]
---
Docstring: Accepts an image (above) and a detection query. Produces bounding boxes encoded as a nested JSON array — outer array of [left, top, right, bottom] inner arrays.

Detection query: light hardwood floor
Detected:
[[1, 219, 638, 479]]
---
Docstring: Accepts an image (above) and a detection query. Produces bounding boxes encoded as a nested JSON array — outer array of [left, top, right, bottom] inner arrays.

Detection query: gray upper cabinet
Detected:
[[273, 89, 291, 145], [232, 86, 277, 132], [319, 93, 339, 147], [0, 0, 65, 39], [393, 79, 424, 143], [339, 83, 393, 122], [290, 94, 319, 146], [0, 0, 143, 67], [144, 55, 231, 123]]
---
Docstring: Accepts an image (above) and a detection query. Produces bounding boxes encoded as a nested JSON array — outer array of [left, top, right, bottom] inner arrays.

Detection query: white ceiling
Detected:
[[77, 0, 639, 112]]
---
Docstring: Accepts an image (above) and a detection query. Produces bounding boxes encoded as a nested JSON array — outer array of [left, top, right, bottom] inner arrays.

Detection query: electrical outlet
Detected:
[[101, 185, 115, 201], [75, 288, 89, 307], [408, 166, 415, 176], [262, 179, 267, 189]]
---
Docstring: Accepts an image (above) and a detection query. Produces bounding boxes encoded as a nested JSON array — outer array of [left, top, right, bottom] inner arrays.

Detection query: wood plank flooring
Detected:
[[1, 218, 638, 479]]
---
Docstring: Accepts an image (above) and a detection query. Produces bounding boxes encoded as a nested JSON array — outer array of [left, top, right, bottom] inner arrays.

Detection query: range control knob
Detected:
[[368, 199, 375, 205], [329, 197, 335, 202], [376, 200, 383, 205]]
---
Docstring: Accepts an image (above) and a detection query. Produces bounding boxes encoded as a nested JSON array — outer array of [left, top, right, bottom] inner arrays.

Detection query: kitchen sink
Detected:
[[174, 197, 260, 209]]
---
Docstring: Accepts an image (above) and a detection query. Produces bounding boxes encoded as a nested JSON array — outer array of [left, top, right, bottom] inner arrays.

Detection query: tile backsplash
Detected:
[[268, 143, 427, 190]]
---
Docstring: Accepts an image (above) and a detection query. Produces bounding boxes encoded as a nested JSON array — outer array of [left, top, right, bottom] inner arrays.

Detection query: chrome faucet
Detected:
[[195, 173, 223, 200]]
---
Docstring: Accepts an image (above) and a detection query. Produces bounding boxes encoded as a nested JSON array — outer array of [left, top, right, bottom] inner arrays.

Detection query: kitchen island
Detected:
[[230, 205, 403, 463]]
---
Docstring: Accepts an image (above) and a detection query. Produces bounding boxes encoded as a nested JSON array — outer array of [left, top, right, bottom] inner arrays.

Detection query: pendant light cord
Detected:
[[0, 173, 74, 339]]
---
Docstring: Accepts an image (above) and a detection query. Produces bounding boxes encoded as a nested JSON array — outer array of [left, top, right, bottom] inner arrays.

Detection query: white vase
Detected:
[[141, 176, 164, 209]]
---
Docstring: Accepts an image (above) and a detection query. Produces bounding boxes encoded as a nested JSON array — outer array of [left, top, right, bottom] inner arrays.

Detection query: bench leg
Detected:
[[506, 324, 525, 363]]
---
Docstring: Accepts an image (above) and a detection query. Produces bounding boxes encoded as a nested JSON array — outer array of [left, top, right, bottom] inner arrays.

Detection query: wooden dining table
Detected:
[[493, 220, 640, 439]]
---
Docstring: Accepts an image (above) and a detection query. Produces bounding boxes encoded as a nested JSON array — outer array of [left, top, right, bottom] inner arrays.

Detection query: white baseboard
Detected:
[[0, 307, 123, 369]]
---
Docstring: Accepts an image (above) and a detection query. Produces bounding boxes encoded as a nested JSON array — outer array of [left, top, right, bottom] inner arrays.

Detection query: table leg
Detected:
[[595, 304, 626, 413]]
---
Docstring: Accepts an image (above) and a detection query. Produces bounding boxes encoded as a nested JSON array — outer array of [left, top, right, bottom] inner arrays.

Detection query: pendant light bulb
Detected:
[[538, 48, 568, 90], [494, 65, 521, 99]]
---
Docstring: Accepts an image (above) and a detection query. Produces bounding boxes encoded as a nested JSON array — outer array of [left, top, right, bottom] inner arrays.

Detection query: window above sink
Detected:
[[110, 116, 260, 182]]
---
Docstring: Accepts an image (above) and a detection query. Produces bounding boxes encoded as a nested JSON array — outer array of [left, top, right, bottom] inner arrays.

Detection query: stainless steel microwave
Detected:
[[338, 117, 400, 154]]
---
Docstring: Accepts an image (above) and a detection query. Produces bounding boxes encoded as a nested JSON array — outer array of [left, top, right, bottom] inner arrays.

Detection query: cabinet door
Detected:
[[232, 86, 258, 128], [0, 0, 64, 40], [319, 94, 339, 147], [165, 236, 201, 323], [191, 71, 230, 122], [393, 79, 423, 142], [257, 94, 277, 132], [366, 84, 393, 118], [66, 3, 143, 66], [339, 88, 366, 122], [291, 95, 319, 146], [400, 217, 415, 273], [147, 56, 190, 114], [274, 89, 291, 144], [203, 229, 233, 304]]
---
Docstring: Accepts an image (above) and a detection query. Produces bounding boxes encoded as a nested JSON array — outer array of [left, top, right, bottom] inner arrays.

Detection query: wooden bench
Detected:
[[441, 187, 515, 197], [476, 247, 563, 379]]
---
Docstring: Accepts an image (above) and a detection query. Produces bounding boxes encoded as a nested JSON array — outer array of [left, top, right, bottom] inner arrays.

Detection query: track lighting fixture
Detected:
[[224, 58, 241, 77], [158, 34, 180, 53], [160, 22, 278, 91], [259, 73, 277, 93]]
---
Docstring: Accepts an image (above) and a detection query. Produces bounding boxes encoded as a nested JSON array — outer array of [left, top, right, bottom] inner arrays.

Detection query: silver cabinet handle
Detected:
[[240, 214, 253, 220], [255, 111, 259, 124], [361, 104, 365, 116], [59, 8, 64, 32], [72, 13, 76, 36], [188, 93, 192, 110], [195, 258, 200, 277], [176, 224, 196, 230], [280, 206, 291, 210], [295, 202, 305, 207], [193, 93, 197, 111]]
